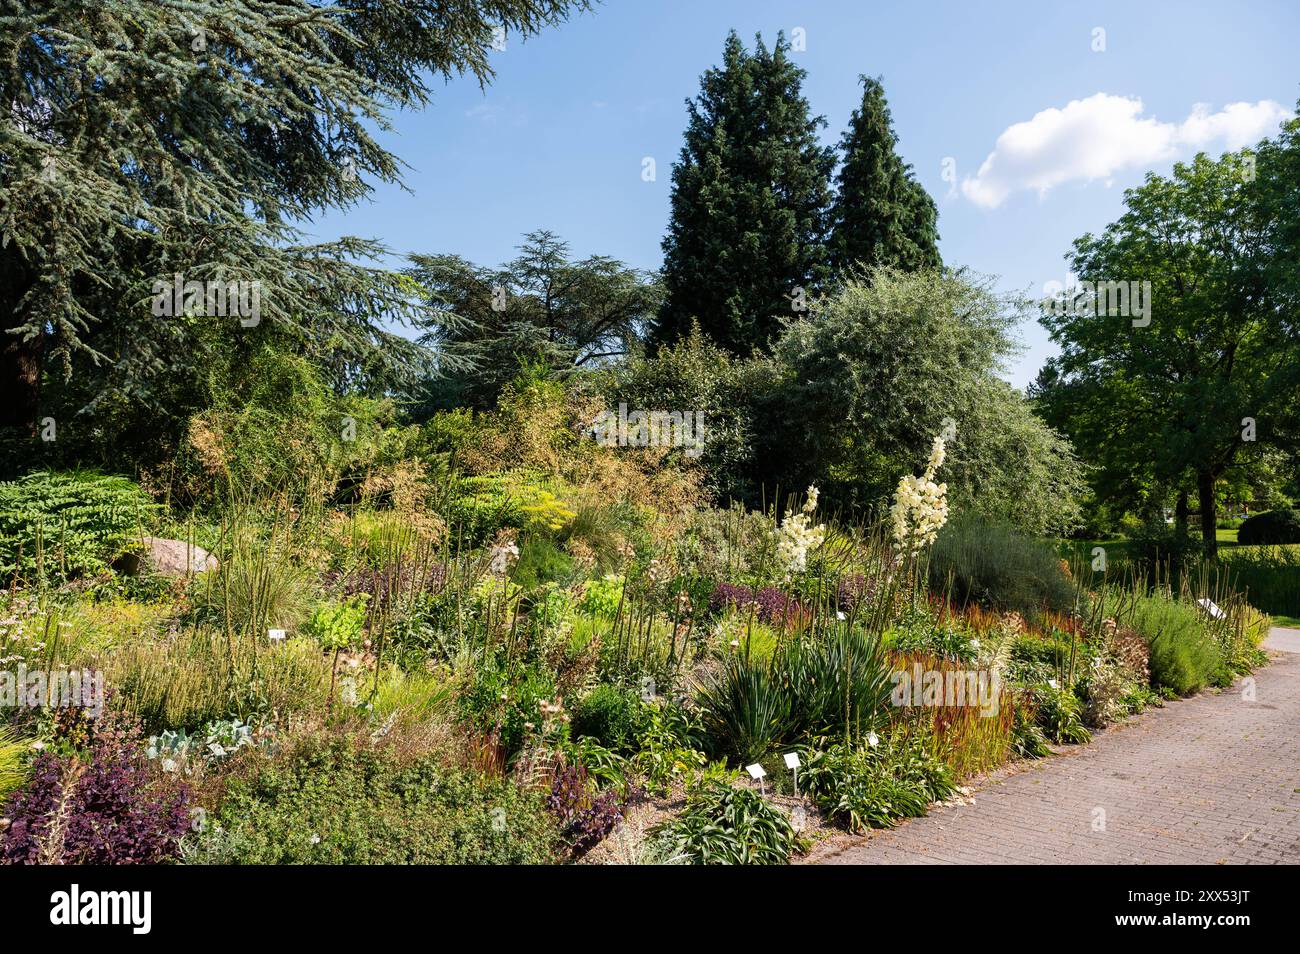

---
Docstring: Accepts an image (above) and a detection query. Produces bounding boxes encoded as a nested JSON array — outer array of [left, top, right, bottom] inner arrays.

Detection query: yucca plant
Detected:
[[781, 624, 891, 744], [696, 652, 793, 765]]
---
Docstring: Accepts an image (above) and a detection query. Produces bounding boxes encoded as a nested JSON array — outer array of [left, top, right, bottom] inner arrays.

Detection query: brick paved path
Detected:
[[814, 639, 1300, 865]]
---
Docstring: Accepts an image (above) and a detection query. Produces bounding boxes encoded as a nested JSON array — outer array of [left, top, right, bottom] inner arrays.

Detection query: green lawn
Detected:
[[1060, 529, 1300, 621]]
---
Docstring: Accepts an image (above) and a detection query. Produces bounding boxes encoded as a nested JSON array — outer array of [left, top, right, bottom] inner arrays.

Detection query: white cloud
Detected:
[[961, 93, 1290, 208]]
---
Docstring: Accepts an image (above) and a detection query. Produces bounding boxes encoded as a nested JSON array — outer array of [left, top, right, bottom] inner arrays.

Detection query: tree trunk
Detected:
[[1175, 491, 1189, 537], [0, 330, 41, 437], [1197, 469, 1218, 560]]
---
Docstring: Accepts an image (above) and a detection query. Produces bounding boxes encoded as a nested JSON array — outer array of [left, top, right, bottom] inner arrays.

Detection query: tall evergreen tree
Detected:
[[829, 76, 940, 274], [653, 31, 835, 355], [0, 0, 588, 448]]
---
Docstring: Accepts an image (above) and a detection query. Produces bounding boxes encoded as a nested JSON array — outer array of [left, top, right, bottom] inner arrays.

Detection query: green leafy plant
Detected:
[[184, 735, 559, 864], [578, 574, 625, 617], [1031, 683, 1091, 744], [0, 471, 155, 582], [649, 780, 803, 865], [304, 595, 370, 651], [571, 684, 647, 755], [633, 702, 708, 795], [799, 727, 955, 832]]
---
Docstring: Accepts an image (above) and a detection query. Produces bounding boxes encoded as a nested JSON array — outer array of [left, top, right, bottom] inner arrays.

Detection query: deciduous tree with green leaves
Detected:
[[1037, 127, 1300, 558]]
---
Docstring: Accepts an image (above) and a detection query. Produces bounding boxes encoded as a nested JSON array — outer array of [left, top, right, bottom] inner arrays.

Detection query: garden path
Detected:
[[811, 634, 1300, 865]]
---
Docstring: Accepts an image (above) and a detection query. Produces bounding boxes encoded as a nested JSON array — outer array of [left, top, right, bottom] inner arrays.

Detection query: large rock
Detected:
[[119, 536, 219, 577]]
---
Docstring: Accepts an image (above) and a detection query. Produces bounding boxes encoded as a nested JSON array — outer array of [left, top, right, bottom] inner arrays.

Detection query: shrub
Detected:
[[1, 713, 190, 865], [185, 736, 559, 864], [649, 780, 802, 865], [0, 471, 155, 582], [929, 516, 1074, 616], [1238, 508, 1300, 545], [1217, 546, 1300, 619], [570, 685, 647, 755], [1115, 592, 1223, 695], [799, 726, 956, 833], [444, 473, 575, 547]]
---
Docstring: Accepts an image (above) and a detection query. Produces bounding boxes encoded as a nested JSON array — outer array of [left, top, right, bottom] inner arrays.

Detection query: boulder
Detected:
[[118, 536, 219, 577]]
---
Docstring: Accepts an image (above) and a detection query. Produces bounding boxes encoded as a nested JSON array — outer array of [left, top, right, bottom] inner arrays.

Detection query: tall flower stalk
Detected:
[[890, 432, 951, 555]]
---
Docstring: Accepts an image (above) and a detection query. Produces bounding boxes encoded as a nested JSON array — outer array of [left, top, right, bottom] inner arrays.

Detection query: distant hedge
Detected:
[[1237, 508, 1300, 546]]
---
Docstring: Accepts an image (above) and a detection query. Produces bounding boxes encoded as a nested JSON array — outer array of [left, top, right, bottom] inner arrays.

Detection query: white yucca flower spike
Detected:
[[891, 430, 951, 554]]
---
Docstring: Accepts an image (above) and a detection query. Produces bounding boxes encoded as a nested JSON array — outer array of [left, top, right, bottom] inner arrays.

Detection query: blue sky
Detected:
[[310, 0, 1300, 387]]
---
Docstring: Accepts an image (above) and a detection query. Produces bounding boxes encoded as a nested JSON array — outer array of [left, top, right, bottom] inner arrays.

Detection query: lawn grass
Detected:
[[1061, 531, 1300, 621]]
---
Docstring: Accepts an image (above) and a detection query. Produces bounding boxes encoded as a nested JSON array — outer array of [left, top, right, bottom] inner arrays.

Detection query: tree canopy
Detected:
[[1035, 117, 1300, 556], [652, 31, 835, 355], [828, 76, 940, 274], [0, 0, 589, 457], [410, 230, 663, 410]]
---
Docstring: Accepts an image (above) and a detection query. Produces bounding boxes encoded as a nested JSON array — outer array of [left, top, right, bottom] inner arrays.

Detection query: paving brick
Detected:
[[814, 646, 1300, 865]]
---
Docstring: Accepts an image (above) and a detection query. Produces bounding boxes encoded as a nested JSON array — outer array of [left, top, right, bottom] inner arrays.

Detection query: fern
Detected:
[[0, 471, 155, 582]]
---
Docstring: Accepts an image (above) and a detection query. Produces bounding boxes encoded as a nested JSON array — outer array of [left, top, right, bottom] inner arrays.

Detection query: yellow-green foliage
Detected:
[[370, 667, 454, 725], [0, 727, 30, 804], [102, 630, 331, 733]]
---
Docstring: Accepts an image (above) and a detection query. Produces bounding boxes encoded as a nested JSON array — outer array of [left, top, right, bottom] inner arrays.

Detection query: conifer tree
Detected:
[[828, 76, 940, 274], [0, 0, 588, 440], [654, 31, 835, 354]]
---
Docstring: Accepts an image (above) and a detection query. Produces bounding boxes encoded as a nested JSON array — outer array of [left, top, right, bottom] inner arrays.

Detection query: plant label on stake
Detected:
[[267, 628, 286, 644], [746, 763, 767, 796], [783, 752, 800, 795], [1196, 598, 1226, 620]]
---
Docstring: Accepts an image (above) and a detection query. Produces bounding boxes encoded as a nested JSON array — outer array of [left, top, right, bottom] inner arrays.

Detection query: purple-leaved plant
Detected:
[[1, 712, 191, 865]]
